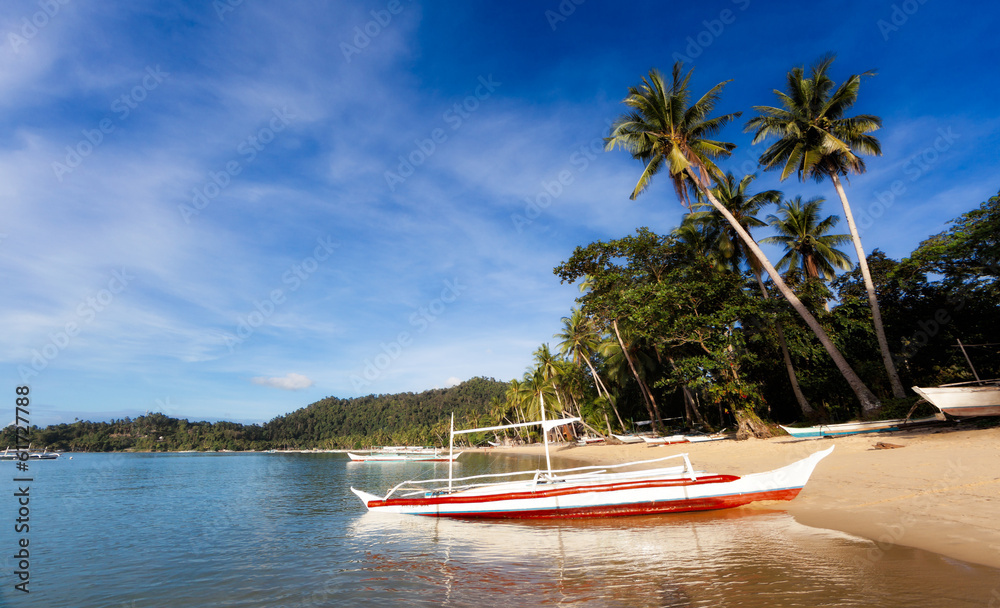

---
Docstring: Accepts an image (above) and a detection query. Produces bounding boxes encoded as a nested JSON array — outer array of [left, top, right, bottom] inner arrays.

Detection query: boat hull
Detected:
[[347, 452, 461, 462], [779, 415, 941, 439], [352, 446, 833, 519], [912, 385, 1000, 417]]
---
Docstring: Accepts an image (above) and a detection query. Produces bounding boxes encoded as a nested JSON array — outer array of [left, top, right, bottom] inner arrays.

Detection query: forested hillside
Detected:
[[1, 377, 509, 452]]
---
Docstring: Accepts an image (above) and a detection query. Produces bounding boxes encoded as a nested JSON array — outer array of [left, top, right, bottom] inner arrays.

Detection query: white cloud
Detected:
[[445, 376, 462, 387], [251, 372, 315, 391]]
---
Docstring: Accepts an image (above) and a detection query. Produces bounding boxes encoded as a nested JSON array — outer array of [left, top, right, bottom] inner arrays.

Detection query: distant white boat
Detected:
[[912, 381, 1000, 418], [1, 446, 61, 460], [780, 416, 941, 439], [347, 448, 461, 462]]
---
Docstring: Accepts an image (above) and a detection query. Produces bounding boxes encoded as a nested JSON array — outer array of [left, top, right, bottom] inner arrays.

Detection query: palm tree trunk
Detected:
[[612, 319, 663, 432], [694, 173, 880, 411], [753, 270, 813, 416], [830, 173, 906, 398], [582, 355, 626, 429]]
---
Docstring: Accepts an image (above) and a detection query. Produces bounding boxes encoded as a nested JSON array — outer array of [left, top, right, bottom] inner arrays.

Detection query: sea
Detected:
[[1, 451, 998, 608]]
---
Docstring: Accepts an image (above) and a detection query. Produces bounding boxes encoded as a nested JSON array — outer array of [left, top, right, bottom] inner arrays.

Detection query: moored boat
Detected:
[[350, 403, 833, 519], [912, 381, 1000, 418], [779, 415, 942, 439], [1, 446, 61, 460], [347, 448, 461, 462]]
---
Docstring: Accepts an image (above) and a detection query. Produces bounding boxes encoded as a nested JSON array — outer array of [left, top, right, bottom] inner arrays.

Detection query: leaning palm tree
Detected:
[[695, 173, 813, 415], [556, 308, 625, 428], [761, 196, 853, 282], [606, 62, 880, 411], [745, 55, 904, 398]]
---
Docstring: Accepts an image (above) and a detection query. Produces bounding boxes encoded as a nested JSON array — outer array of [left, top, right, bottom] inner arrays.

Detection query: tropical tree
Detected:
[[556, 308, 626, 428], [694, 173, 813, 415], [761, 196, 853, 282], [605, 62, 881, 411], [745, 55, 904, 398]]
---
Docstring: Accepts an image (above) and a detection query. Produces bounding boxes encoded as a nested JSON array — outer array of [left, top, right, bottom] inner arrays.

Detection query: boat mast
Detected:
[[956, 339, 982, 383], [540, 394, 552, 477], [448, 413, 455, 492]]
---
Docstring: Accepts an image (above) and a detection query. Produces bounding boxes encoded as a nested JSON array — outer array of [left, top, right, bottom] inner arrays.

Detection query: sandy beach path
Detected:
[[476, 423, 1000, 569]]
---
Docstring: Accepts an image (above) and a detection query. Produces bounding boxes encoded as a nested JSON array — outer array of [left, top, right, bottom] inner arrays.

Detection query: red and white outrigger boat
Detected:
[[350, 403, 834, 519]]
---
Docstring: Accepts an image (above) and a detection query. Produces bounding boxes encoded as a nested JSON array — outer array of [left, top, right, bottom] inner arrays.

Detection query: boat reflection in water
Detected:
[[345, 507, 1000, 607]]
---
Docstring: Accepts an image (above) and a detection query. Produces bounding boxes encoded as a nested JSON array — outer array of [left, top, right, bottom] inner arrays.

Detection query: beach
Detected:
[[483, 422, 1000, 569]]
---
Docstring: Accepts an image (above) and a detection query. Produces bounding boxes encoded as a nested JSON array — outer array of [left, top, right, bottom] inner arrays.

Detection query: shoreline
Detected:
[[472, 423, 1000, 569]]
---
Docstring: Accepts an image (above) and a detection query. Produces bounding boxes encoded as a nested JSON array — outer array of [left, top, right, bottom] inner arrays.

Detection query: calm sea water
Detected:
[[2, 452, 998, 607]]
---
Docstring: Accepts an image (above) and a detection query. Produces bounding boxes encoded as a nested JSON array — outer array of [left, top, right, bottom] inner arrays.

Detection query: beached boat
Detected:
[[610, 433, 645, 444], [637, 433, 729, 445], [779, 415, 942, 439], [912, 381, 1000, 418], [347, 448, 462, 462], [350, 406, 833, 519]]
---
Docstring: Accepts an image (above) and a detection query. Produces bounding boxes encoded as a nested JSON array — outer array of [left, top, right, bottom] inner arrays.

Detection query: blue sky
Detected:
[[3, 0, 998, 426]]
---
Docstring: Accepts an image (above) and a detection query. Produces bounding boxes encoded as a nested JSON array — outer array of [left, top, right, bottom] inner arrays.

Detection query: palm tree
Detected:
[[761, 196, 853, 282], [745, 55, 904, 398], [556, 309, 625, 428], [599, 320, 664, 432], [695, 173, 813, 415], [606, 62, 880, 411]]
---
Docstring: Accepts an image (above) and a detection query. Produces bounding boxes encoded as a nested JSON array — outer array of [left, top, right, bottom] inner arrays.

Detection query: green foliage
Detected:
[[1, 378, 509, 452], [904, 189, 1000, 288]]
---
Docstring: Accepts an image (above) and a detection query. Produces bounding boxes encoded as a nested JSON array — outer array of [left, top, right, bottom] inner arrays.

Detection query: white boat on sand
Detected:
[[912, 381, 1000, 418], [779, 415, 942, 439], [350, 403, 833, 519]]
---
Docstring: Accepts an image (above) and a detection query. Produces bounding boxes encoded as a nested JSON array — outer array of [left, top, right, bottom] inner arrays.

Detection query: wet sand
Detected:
[[475, 422, 1000, 569]]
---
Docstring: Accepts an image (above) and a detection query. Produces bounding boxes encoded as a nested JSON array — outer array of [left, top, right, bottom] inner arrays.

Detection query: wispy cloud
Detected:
[[251, 373, 315, 391]]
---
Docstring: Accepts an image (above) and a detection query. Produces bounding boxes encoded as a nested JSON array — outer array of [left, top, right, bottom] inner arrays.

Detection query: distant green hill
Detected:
[[1, 377, 510, 452], [263, 376, 509, 449]]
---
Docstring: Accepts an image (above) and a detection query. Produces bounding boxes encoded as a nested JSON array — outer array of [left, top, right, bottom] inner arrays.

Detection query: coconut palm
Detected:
[[695, 173, 813, 415], [745, 55, 904, 398], [606, 62, 880, 411], [693, 172, 780, 274], [556, 309, 625, 428], [599, 322, 664, 431], [761, 196, 853, 282]]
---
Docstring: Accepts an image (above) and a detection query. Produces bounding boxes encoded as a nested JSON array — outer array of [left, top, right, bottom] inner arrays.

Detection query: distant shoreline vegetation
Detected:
[[1, 377, 509, 453]]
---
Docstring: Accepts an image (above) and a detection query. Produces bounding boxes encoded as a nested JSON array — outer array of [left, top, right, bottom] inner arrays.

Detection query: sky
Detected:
[[2, 0, 998, 427]]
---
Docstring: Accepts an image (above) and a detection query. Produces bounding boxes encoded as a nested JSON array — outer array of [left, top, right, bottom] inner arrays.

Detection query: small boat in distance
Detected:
[[912, 381, 1000, 418], [1, 446, 61, 460], [347, 447, 462, 462], [350, 402, 833, 519], [779, 416, 941, 439]]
